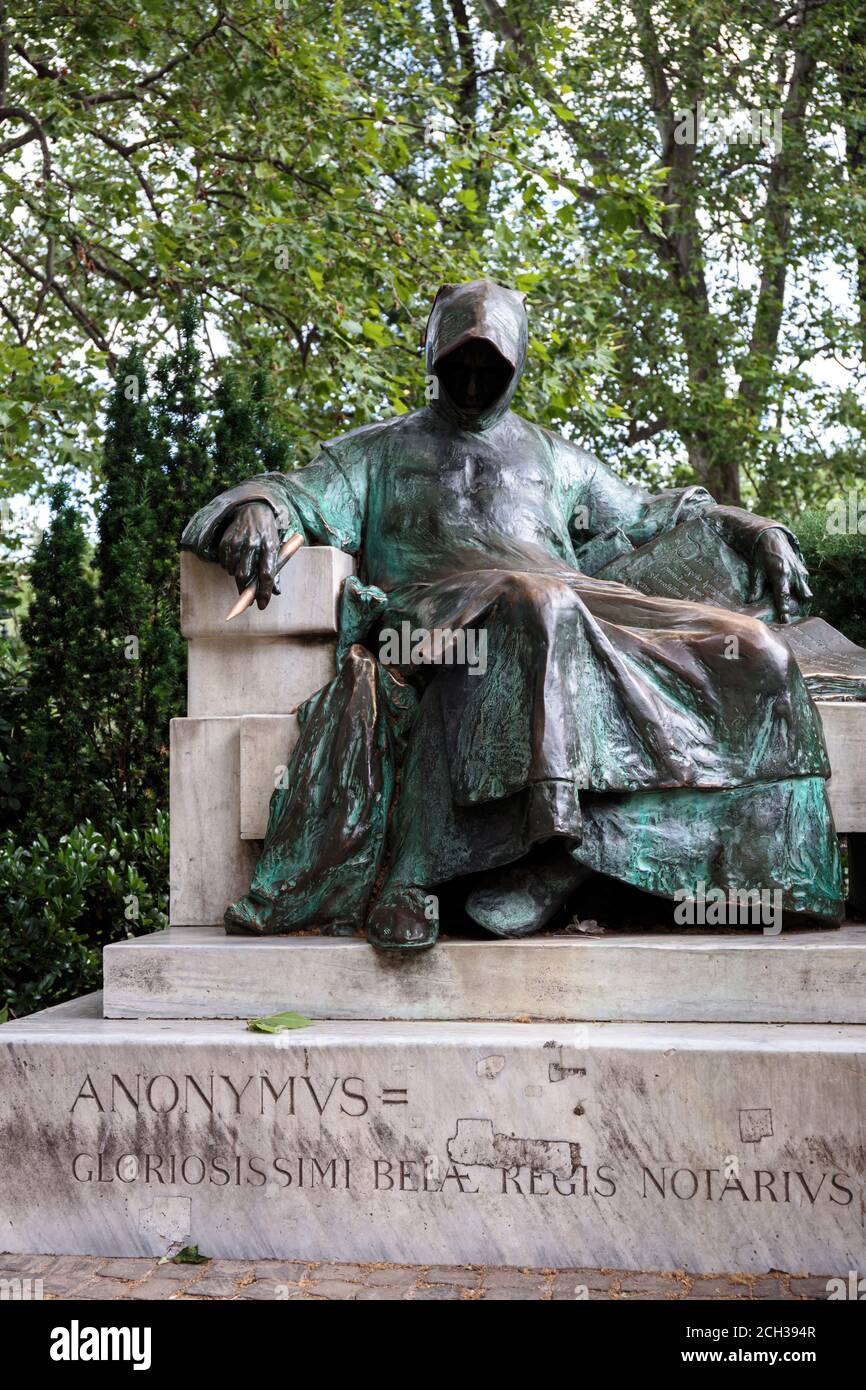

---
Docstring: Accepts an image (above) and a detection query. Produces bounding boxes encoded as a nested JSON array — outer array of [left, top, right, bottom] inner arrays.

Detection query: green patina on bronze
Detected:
[[182, 279, 844, 950]]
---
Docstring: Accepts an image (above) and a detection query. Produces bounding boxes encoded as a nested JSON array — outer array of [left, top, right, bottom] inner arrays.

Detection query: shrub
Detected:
[[0, 812, 168, 1018], [0, 639, 28, 831], [789, 507, 866, 649], [0, 318, 293, 1018]]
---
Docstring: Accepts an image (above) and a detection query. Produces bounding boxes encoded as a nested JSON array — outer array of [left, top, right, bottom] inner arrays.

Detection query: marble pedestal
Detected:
[[4, 550, 866, 1272], [1, 992, 864, 1272], [103, 924, 866, 1024]]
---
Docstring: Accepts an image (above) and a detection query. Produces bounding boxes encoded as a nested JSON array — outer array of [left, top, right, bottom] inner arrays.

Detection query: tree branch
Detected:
[[738, 28, 818, 412], [0, 240, 114, 358], [0, 104, 51, 178]]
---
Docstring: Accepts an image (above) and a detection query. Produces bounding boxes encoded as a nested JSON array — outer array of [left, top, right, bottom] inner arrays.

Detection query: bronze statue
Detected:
[[182, 280, 842, 950]]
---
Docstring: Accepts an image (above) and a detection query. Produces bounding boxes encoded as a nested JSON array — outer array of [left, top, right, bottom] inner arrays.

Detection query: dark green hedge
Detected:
[[0, 310, 290, 1019], [1, 815, 168, 1018]]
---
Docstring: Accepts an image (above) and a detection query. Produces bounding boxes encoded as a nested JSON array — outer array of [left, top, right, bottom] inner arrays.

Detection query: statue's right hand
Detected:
[[217, 501, 281, 609]]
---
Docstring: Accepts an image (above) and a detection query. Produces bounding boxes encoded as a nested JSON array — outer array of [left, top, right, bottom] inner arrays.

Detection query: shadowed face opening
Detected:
[[435, 339, 513, 412]]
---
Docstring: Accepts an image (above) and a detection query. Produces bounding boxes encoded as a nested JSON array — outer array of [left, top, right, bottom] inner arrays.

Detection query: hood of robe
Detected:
[[424, 279, 528, 431]]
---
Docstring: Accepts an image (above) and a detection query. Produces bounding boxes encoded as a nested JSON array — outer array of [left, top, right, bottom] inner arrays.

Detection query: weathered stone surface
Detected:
[[180, 548, 354, 641], [142, 1262, 197, 1279], [98, 1259, 152, 1280], [252, 1260, 308, 1280], [169, 718, 259, 926], [313, 1262, 367, 1281], [74, 1279, 134, 1300], [816, 702, 866, 832], [365, 1266, 418, 1287], [238, 1281, 298, 1300], [306, 1279, 363, 1300], [748, 1276, 797, 1298], [423, 1265, 478, 1287], [1, 993, 864, 1273], [128, 1280, 189, 1300], [187, 637, 335, 719], [481, 1285, 546, 1300], [104, 923, 866, 1023], [170, 551, 353, 925], [188, 1274, 241, 1297], [0, 1253, 52, 1274], [550, 1269, 615, 1296], [0, 1249, 837, 1299], [788, 1275, 832, 1298], [355, 1285, 413, 1300], [239, 715, 298, 840], [619, 1271, 684, 1293], [685, 1275, 749, 1298]]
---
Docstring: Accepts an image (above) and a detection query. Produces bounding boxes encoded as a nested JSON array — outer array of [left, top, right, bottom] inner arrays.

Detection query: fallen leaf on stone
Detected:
[[172, 1245, 211, 1265], [248, 1010, 312, 1033]]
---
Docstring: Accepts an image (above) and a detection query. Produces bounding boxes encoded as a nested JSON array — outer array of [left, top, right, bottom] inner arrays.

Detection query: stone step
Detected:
[[103, 923, 866, 1024], [1, 992, 864, 1272]]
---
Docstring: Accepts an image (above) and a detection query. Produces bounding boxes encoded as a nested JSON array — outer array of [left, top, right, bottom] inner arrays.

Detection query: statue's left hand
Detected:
[[749, 529, 812, 623]]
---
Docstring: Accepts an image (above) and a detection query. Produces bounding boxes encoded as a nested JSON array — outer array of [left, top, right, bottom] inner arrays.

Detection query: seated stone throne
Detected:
[[170, 546, 354, 926], [172, 545, 866, 929]]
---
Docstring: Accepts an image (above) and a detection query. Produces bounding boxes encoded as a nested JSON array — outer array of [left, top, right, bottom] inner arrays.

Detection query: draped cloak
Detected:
[[181, 280, 843, 933]]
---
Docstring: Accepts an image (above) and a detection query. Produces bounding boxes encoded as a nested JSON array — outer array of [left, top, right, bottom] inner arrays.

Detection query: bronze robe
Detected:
[[182, 281, 842, 933]]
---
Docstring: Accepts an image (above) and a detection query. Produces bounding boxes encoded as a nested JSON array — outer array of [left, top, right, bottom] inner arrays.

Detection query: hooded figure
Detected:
[[182, 279, 842, 949]]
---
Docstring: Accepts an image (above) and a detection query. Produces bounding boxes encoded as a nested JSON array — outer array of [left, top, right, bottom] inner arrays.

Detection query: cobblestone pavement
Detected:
[[0, 1254, 834, 1300]]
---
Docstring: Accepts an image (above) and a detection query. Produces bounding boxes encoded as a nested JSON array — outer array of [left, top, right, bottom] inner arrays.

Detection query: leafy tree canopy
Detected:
[[1, 0, 865, 509]]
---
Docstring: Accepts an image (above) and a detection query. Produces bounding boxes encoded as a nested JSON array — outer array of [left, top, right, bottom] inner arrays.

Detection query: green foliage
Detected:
[[0, 638, 28, 828], [2, 1, 864, 510], [16, 313, 263, 837], [0, 812, 169, 1019], [0, 0, 647, 494], [148, 303, 215, 587], [94, 308, 223, 823], [247, 1010, 312, 1034], [0, 557, 22, 629], [95, 345, 164, 820], [169, 1247, 210, 1266], [19, 484, 106, 838], [792, 508, 866, 650], [1, 325, 286, 1016], [212, 369, 292, 494]]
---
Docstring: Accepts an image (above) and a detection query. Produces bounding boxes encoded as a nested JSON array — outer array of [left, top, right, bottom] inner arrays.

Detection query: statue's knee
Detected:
[[737, 620, 794, 687], [498, 571, 575, 620]]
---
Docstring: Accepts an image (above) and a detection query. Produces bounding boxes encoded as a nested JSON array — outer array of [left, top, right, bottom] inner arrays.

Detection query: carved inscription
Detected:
[[64, 1071, 859, 1212]]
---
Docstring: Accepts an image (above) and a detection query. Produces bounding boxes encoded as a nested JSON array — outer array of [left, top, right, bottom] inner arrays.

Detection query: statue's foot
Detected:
[[224, 895, 266, 935], [366, 886, 439, 953], [465, 848, 589, 938]]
